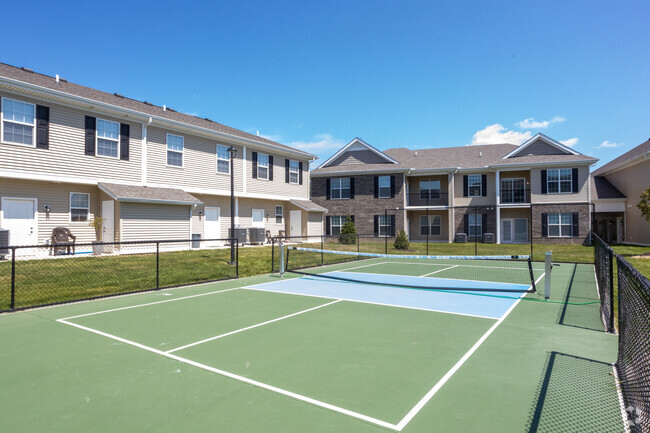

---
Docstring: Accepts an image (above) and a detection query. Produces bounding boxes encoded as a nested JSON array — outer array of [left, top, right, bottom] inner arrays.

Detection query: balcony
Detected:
[[407, 192, 449, 207], [499, 188, 530, 204]]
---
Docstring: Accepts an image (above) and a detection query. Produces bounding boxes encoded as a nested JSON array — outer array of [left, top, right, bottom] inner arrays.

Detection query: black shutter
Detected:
[[541, 170, 547, 194], [252, 152, 258, 179], [85, 116, 96, 156], [350, 178, 355, 199], [572, 212, 579, 237], [481, 174, 487, 197], [120, 123, 129, 161], [374, 215, 379, 236], [36, 105, 49, 149], [541, 213, 548, 237], [390, 215, 396, 236], [464, 214, 469, 235], [285, 159, 290, 183], [350, 215, 354, 223], [390, 176, 396, 198], [571, 168, 579, 193], [326, 179, 331, 200], [482, 213, 487, 235], [374, 177, 378, 198], [325, 216, 331, 235], [299, 162, 303, 185], [269, 156, 274, 181], [463, 175, 469, 197]]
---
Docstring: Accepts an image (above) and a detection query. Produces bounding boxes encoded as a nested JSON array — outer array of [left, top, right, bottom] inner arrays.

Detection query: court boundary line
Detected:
[[419, 265, 459, 277], [368, 261, 545, 271], [166, 299, 341, 353], [612, 363, 632, 433]]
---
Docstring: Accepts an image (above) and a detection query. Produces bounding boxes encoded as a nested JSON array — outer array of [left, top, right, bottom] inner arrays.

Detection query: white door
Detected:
[[501, 219, 513, 243], [204, 207, 221, 246], [102, 201, 114, 242], [252, 209, 265, 228], [290, 210, 301, 238], [1, 198, 37, 254]]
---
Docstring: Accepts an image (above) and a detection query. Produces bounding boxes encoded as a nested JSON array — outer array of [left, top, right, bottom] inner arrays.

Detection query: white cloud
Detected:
[[598, 140, 625, 148], [516, 116, 565, 129], [471, 124, 531, 145], [560, 137, 579, 148], [287, 134, 346, 152], [259, 133, 283, 142]]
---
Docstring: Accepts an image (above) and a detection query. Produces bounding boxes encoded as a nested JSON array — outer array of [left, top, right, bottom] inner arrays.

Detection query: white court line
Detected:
[[56, 318, 400, 431], [394, 271, 546, 430], [419, 265, 459, 277], [59, 287, 242, 321], [613, 364, 632, 433], [166, 300, 341, 353], [378, 261, 545, 271], [335, 261, 391, 271]]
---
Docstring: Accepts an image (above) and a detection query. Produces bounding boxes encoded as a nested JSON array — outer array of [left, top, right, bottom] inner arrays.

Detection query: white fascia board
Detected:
[[0, 169, 143, 187], [289, 199, 327, 213], [0, 77, 316, 161], [502, 133, 581, 159], [593, 198, 627, 202], [310, 168, 410, 177], [406, 168, 457, 175], [115, 197, 201, 206], [455, 167, 491, 173], [489, 159, 597, 169], [319, 137, 399, 168], [146, 182, 307, 202]]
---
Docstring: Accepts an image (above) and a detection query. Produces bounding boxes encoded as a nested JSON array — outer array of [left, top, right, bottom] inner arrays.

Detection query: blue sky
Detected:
[[3, 0, 648, 168]]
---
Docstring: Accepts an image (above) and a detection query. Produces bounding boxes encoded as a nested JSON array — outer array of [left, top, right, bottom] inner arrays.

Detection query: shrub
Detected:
[[338, 215, 357, 245], [394, 230, 409, 250]]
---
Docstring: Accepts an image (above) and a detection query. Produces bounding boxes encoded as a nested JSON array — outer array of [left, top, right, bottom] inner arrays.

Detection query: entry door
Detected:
[[2, 198, 37, 255], [290, 210, 301, 238], [102, 201, 114, 242], [501, 219, 513, 243], [204, 207, 220, 246], [252, 209, 265, 228], [616, 217, 623, 243], [514, 218, 528, 243]]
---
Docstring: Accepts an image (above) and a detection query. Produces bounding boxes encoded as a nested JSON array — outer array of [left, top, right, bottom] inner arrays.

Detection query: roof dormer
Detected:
[[319, 138, 399, 168], [502, 133, 580, 159]]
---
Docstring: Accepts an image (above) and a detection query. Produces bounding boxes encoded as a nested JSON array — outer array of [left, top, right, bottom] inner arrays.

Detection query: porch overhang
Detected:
[[289, 199, 328, 213], [98, 182, 202, 206], [593, 199, 626, 213]]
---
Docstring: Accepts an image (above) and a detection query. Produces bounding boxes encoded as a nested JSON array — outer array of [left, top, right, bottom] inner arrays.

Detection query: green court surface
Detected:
[[0, 260, 623, 432]]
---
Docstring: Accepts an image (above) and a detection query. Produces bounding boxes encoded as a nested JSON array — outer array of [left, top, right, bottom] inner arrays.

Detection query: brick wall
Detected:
[[531, 203, 591, 245], [453, 206, 498, 240]]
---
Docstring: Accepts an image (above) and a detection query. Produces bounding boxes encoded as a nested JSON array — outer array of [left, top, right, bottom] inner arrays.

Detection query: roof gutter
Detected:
[[488, 159, 598, 169], [310, 168, 410, 177]]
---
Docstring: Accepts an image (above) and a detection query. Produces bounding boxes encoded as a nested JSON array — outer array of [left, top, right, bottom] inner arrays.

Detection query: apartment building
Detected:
[[0, 63, 325, 252], [311, 135, 598, 244]]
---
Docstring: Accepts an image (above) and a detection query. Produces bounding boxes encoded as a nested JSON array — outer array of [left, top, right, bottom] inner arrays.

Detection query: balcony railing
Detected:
[[407, 192, 449, 207], [499, 188, 530, 204]]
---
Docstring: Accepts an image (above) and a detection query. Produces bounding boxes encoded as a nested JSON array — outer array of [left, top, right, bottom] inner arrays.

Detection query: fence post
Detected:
[[236, 240, 239, 279], [156, 241, 160, 289], [474, 207, 478, 256], [426, 207, 430, 256], [384, 209, 388, 254], [10, 247, 16, 310], [321, 235, 324, 266], [608, 249, 615, 333]]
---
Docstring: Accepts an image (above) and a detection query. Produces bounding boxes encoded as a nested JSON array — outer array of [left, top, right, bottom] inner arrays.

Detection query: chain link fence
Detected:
[[593, 234, 615, 333]]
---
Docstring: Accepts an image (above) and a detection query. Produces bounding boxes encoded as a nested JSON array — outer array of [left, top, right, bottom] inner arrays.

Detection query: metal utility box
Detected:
[[483, 233, 495, 243], [454, 233, 467, 243], [248, 228, 266, 244], [191, 233, 201, 248], [0, 229, 8, 258], [229, 228, 248, 244]]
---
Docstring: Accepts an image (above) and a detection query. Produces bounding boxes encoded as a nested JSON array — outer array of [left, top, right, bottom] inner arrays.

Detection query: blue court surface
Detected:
[[247, 272, 532, 319]]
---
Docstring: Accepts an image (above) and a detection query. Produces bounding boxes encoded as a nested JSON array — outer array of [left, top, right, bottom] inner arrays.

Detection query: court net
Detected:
[[284, 247, 537, 293]]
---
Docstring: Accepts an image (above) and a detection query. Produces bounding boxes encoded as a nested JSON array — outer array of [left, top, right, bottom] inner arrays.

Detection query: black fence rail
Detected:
[[593, 234, 615, 333], [0, 238, 239, 313], [615, 255, 650, 432]]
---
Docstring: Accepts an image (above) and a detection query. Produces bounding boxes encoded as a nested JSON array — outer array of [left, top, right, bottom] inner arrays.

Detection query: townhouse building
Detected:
[[0, 63, 325, 253], [311, 135, 597, 245]]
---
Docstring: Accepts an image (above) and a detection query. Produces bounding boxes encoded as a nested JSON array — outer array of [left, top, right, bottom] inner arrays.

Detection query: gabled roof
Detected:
[[502, 133, 580, 159], [0, 63, 315, 160], [590, 177, 626, 200], [318, 137, 399, 168], [98, 183, 201, 205], [592, 139, 650, 177], [290, 199, 328, 213]]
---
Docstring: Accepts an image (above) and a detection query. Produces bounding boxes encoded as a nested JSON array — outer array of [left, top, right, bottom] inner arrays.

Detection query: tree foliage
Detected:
[[638, 186, 650, 223], [394, 230, 410, 250], [338, 215, 357, 245]]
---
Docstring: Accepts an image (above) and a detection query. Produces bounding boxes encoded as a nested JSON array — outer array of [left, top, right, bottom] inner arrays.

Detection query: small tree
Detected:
[[338, 215, 357, 245], [89, 216, 104, 241], [638, 186, 650, 223], [394, 230, 409, 250]]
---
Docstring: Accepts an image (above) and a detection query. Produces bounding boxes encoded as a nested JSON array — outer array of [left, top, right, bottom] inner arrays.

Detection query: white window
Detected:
[[2, 98, 35, 146], [167, 134, 184, 167], [289, 160, 299, 184], [70, 193, 90, 222], [330, 178, 351, 199], [468, 175, 482, 197], [378, 215, 391, 236], [501, 178, 526, 203], [419, 179, 441, 199], [330, 215, 345, 235], [468, 213, 482, 238], [275, 205, 283, 224], [548, 213, 572, 237], [547, 169, 572, 194], [257, 153, 269, 180], [96, 118, 120, 158], [378, 176, 391, 198], [217, 144, 230, 174], [420, 215, 441, 236]]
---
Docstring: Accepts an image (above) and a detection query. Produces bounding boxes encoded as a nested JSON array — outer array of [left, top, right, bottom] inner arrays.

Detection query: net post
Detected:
[[271, 238, 275, 273], [279, 239, 285, 277], [544, 251, 552, 299]]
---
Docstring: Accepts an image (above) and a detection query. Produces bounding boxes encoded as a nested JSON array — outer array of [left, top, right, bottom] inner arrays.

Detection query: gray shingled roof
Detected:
[[98, 183, 201, 205], [592, 139, 650, 176], [0, 63, 313, 157], [591, 177, 626, 200], [290, 199, 328, 212]]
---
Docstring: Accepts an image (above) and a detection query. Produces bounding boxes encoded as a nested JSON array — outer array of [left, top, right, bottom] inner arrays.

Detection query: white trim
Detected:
[[312, 168, 409, 177], [165, 133, 184, 168], [319, 137, 399, 168], [289, 199, 326, 213], [0, 96, 36, 147], [489, 160, 596, 169], [546, 168, 573, 194], [256, 152, 270, 180], [378, 175, 392, 198], [288, 159, 300, 184], [242, 146, 247, 193], [275, 205, 283, 223], [0, 196, 38, 245], [467, 174, 482, 197], [502, 133, 580, 159], [141, 122, 148, 185], [95, 117, 121, 159], [69, 192, 90, 223], [96, 183, 200, 206], [216, 143, 230, 175]]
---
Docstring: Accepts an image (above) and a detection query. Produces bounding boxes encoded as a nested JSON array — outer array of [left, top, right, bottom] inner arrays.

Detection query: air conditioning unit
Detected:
[[0, 229, 8, 259], [455, 233, 467, 243], [248, 228, 266, 244], [483, 233, 495, 243]]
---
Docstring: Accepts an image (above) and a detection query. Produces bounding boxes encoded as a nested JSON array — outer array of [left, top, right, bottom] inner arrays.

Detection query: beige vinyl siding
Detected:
[[120, 203, 190, 242], [500, 208, 531, 219], [246, 152, 310, 198], [0, 91, 142, 183], [513, 139, 567, 156], [145, 126, 243, 192], [408, 210, 449, 241], [237, 198, 287, 236], [0, 178, 99, 244], [329, 150, 392, 166], [307, 212, 323, 237], [453, 172, 496, 207], [191, 194, 233, 239], [530, 166, 589, 204]]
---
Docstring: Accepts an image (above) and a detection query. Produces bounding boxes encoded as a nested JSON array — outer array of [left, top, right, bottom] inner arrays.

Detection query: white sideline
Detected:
[[419, 265, 459, 277], [166, 300, 341, 353]]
